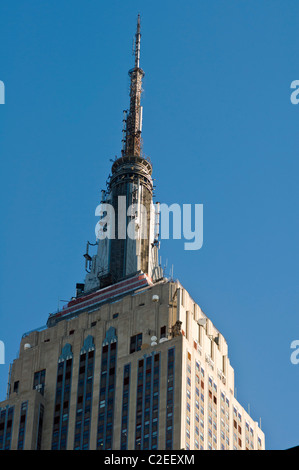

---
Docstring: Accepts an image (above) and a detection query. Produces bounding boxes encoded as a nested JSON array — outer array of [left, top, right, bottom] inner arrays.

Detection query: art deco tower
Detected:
[[83, 15, 162, 293], [0, 17, 265, 451]]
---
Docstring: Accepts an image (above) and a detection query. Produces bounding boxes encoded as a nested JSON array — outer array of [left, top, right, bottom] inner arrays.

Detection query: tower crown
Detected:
[[83, 15, 163, 294]]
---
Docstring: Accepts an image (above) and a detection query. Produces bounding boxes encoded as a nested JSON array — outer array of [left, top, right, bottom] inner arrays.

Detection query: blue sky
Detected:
[[0, 0, 299, 450]]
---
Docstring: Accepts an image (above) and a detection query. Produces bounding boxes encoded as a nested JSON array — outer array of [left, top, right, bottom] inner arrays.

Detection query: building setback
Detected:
[[0, 16, 265, 451]]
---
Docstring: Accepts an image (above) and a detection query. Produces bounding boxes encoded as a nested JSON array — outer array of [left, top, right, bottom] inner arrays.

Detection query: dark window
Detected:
[[120, 364, 131, 449], [135, 353, 160, 450], [33, 370, 46, 395], [17, 401, 28, 450], [51, 354, 73, 449], [130, 334, 142, 354], [97, 330, 117, 450], [160, 326, 166, 339], [73, 344, 95, 450], [165, 348, 175, 450], [0, 406, 14, 450]]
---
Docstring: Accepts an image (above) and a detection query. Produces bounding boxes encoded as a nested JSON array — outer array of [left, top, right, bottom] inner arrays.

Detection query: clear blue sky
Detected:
[[0, 0, 298, 450]]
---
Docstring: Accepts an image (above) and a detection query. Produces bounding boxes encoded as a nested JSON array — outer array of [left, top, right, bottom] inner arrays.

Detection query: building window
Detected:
[[130, 333, 142, 354], [135, 352, 160, 450], [0, 405, 14, 450], [51, 344, 73, 450], [33, 369, 46, 395], [97, 327, 117, 450], [73, 336, 95, 450], [36, 404, 44, 450], [120, 364, 131, 450], [160, 326, 166, 339], [13, 381, 19, 394], [17, 401, 28, 450]]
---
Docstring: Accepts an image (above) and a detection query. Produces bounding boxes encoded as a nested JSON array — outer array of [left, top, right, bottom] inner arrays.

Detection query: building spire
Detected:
[[123, 14, 144, 158], [135, 13, 141, 69], [83, 14, 163, 293]]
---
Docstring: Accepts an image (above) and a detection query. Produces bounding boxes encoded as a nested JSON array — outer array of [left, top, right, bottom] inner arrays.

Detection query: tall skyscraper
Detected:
[[0, 16, 265, 451]]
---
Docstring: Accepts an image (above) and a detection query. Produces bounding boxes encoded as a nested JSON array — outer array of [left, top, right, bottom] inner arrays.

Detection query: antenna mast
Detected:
[[135, 14, 141, 69], [123, 14, 144, 158]]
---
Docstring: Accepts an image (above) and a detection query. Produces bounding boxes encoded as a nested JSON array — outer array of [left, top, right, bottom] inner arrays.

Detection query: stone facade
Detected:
[[0, 278, 265, 450]]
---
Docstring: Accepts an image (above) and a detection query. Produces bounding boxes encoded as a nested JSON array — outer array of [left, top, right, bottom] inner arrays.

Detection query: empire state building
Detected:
[[0, 16, 265, 451]]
